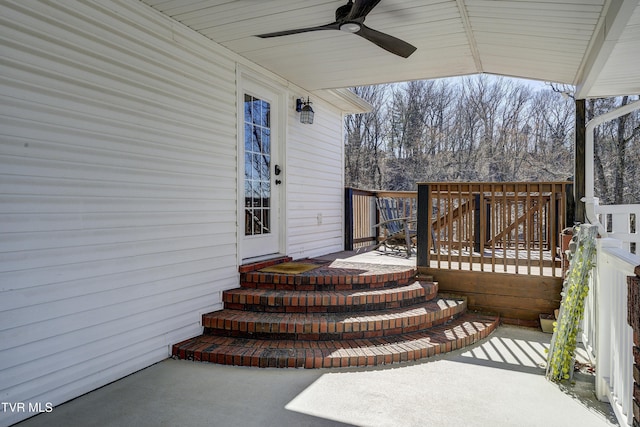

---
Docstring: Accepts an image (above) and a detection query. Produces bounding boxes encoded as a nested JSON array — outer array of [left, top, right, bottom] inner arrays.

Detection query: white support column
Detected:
[[594, 238, 623, 400]]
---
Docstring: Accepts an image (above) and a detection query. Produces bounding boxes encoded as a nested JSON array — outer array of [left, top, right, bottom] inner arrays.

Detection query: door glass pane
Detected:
[[262, 181, 271, 207], [244, 94, 271, 236]]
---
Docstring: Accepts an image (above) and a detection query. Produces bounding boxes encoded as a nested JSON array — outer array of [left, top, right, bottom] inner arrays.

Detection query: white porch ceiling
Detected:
[[142, 0, 640, 99]]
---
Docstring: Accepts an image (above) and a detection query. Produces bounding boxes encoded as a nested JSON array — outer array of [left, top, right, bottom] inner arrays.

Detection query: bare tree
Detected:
[[589, 96, 640, 203], [526, 90, 574, 180], [344, 85, 388, 189], [344, 77, 639, 205]]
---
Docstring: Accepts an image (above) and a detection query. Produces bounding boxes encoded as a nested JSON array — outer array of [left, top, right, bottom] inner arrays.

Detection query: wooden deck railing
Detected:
[[344, 188, 377, 250], [346, 182, 571, 277], [417, 182, 570, 277], [345, 183, 571, 322], [344, 188, 417, 250]]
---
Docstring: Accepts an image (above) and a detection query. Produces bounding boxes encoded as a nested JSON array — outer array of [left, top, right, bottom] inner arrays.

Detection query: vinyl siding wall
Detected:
[[0, 2, 238, 425], [0, 1, 349, 425], [286, 101, 345, 259]]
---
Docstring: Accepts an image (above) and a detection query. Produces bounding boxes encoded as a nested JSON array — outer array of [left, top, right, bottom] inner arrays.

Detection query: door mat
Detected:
[[259, 262, 321, 275]]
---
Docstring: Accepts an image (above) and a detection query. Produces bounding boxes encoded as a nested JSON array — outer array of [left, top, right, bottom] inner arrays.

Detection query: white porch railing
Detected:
[[583, 235, 639, 427], [595, 202, 639, 254], [579, 96, 640, 427]]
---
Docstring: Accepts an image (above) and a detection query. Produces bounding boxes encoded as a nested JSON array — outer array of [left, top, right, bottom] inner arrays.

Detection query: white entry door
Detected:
[[240, 80, 282, 260]]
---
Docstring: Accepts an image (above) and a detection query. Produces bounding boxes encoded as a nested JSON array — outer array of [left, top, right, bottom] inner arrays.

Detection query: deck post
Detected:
[[417, 184, 430, 267], [474, 193, 481, 252], [575, 99, 586, 223], [486, 197, 491, 246], [344, 187, 354, 251], [565, 181, 574, 227]]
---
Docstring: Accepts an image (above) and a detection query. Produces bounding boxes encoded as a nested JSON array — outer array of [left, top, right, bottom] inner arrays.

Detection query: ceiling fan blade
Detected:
[[347, 0, 382, 20], [256, 22, 340, 38], [356, 24, 416, 58]]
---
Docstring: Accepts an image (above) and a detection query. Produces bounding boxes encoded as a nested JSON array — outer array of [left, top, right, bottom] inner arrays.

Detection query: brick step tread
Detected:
[[203, 297, 466, 340], [173, 313, 499, 368], [223, 280, 438, 312], [241, 261, 416, 291]]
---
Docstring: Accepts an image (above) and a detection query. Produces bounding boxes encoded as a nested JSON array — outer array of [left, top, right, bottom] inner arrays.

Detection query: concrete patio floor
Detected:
[[15, 325, 617, 427], [13, 249, 618, 426]]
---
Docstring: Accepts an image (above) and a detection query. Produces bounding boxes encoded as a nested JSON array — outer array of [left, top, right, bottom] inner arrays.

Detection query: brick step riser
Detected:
[[240, 279, 412, 292], [172, 315, 499, 368], [223, 295, 434, 313], [202, 302, 465, 341], [203, 314, 456, 341], [242, 266, 415, 284], [222, 281, 439, 312], [179, 338, 455, 368], [238, 257, 292, 274]]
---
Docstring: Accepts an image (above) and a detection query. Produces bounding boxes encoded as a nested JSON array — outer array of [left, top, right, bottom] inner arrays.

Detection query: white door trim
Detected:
[[236, 66, 287, 263]]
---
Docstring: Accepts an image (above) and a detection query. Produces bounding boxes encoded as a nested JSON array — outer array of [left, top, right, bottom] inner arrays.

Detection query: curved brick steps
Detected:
[[173, 313, 499, 368], [204, 297, 465, 340], [222, 280, 438, 313], [172, 259, 499, 368]]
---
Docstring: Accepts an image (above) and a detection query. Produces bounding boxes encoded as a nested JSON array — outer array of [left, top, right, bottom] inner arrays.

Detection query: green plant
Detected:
[[545, 224, 598, 382]]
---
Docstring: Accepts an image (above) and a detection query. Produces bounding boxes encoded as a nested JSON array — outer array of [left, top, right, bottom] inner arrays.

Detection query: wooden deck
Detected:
[[428, 247, 561, 277], [419, 267, 563, 326], [425, 246, 563, 325], [320, 246, 564, 326], [344, 183, 571, 326]]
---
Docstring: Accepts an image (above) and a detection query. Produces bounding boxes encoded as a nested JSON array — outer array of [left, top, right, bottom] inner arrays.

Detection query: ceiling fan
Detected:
[[255, 0, 416, 58]]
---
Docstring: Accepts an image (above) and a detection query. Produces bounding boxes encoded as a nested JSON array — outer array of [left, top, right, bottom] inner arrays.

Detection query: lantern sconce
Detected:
[[295, 97, 314, 124]]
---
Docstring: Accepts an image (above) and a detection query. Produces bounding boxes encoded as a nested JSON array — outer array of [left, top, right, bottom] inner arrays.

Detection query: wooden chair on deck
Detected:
[[374, 197, 417, 257]]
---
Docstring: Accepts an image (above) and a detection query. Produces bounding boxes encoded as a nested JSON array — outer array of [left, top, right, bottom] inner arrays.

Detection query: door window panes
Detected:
[[244, 94, 271, 236]]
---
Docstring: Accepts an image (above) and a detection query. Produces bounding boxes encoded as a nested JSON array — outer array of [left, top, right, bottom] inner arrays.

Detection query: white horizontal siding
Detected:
[[466, 0, 602, 83], [588, 3, 640, 97], [0, 1, 239, 425], [285, 99, 345, 259]]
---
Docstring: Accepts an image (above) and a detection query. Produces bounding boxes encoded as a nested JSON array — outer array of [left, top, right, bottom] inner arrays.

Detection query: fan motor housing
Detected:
[[336, 2, 353, 22]]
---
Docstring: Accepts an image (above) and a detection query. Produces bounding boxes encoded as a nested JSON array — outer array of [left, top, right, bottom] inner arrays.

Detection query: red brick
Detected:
[[173, 260, 500, 369]]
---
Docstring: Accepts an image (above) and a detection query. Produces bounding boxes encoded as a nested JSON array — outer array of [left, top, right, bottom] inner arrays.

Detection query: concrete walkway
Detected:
[[16, 326, 616, 427]]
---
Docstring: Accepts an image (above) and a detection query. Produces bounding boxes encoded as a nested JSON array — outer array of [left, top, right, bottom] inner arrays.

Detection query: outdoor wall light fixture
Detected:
[[296, 97, 314, 124]]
